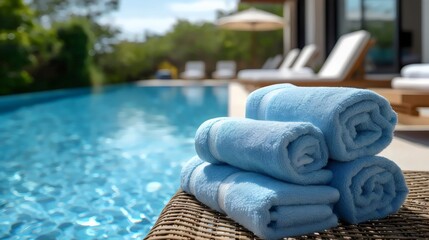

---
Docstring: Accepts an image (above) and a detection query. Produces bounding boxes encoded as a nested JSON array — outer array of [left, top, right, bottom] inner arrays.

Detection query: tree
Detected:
[[29, 0, 119, 23], [55, 19, 95, 87], [97, 41, 148, 83], [29, 18, 104, 91], [0, 0, 35, 95], [98, 8, 284, 83], [29, 0, 120, 54], [81, 2, 283, 84]]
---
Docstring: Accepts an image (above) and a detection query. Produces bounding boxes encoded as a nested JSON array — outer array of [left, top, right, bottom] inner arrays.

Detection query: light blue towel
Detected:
[[195, 117, 332, 185], [246, 84, 397, 161], [328, 156, 408, 224], [181, 156, 340, 239]]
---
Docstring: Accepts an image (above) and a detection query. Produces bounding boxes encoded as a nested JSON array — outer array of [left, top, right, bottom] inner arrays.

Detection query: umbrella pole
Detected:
[[251, 25, 257, 68]]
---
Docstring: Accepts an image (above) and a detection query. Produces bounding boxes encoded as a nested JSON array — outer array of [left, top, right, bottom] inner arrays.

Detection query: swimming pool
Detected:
[[0, 84, 228, 239]]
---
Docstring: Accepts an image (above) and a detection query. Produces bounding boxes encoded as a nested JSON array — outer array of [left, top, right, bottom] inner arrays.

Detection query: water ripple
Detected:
[[0, 85, 227, 239]]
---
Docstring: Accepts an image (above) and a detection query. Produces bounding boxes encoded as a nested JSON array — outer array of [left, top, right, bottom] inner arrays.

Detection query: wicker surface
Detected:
[[146, 171, 429, 239]]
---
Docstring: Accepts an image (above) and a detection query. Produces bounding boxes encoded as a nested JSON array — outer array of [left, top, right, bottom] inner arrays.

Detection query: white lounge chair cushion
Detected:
[[216, 61, 236, 71], [186, 61, 205, 71], [262, 54, 284, 69], [392, 77, 429, 90], [237, 48, 311, 80], [181, 70, 205, 79], [241, 49, 300, 78], [278, 49, 300, 70], [181, 61, 206, 79], [291, 44, 317, 70], [213, 61, 236, 79], [401, 64, 429, 78], [239, 67, 315, 80], [318, 30, 370, 79], [213, 69, 235, 79], [237, 69, 279, 79]]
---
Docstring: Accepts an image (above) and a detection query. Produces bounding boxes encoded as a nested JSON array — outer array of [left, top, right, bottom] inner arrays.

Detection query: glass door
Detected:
[[337, 0, 398, 73], [362, 0, 397, 73]]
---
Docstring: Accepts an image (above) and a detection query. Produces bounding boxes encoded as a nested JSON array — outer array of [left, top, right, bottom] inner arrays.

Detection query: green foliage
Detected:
[[99, 3, 284, 83], [28, 18, 99, 91], [97, 41, 148, 83], [0, 0, 118, 95], [163, 21, 221, 73], [366, 21, 394, 49], [0, 0, 34, 95], [1, 0, 285, 94], [29, 0, 119, 22], [46, 19, 95, 88], [366, 21, 395, 65], [28, 25, 61, 67], [30, 0, 120, 54], [0, 0, 33, 30]]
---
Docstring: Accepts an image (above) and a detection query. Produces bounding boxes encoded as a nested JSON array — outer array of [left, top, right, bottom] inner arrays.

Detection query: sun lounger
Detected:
[[401, 64, 429, 78], [371, 76, 429, 124], [237, 30, 391, 90], [146, 171, 429, 239], [238, 44, 318, 80], [180, 61, 206, 80], [392, 77, 429, 91], [288, 44, 318, 69], [370, 63, 429, 125], [237, 48, 301, 78], [371, 88, 429, 125], [212, 61, 236, 79], [261, 54, 283, 69]]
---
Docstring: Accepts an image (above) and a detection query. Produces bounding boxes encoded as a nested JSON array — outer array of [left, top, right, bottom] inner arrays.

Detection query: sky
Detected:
[[106, 0, 239, 41]]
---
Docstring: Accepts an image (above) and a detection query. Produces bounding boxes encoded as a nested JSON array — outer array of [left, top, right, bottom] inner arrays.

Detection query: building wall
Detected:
[[423, 0, 429, 63], [402, 0, 422, 65], [283, 0, 297, 54], [305, 0, 326, 67]]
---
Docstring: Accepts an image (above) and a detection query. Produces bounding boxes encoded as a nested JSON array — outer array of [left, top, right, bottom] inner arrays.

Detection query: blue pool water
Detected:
[[0, 85, 228, 239]]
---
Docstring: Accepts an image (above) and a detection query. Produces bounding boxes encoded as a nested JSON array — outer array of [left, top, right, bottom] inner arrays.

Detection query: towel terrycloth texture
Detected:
[[328, 156, 408, 224], [246, 84, 397, 161], [181, 157, 340, 239], [195, 117, 332, 185]]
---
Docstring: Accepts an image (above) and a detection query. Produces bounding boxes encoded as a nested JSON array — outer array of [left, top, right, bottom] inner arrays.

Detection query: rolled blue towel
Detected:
[[195, 117, 332, 185], [328, 156, 408, 224], [246, 84, 397, 161], [181, 156, 340, 239]]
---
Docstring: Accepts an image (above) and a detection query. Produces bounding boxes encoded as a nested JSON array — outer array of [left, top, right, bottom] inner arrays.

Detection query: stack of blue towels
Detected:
[[181, 84, 409, 239]]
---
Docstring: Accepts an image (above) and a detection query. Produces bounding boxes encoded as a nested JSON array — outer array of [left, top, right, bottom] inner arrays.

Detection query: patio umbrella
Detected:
[[217, 8, 284, 66], [218, 8, 284, 31]]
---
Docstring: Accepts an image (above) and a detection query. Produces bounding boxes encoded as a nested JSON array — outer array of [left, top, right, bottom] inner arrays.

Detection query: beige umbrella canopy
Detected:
[[217, 8, 284, 67], [217, 8, 284, 31]]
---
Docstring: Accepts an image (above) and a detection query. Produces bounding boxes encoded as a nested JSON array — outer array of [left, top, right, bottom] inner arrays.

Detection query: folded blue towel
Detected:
[[195, 117, 332, 185], [246, 84, 397, 161], [328, 156, 408, 224], [181, 156, 340, 239]]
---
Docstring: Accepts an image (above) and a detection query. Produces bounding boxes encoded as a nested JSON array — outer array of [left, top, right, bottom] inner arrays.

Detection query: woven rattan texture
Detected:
[[145, 171, 429, 239]]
